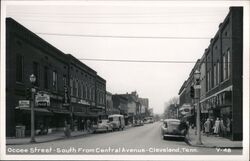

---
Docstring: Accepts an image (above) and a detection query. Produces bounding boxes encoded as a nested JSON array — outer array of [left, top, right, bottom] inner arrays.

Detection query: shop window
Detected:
[[16, 54, 23, 83]]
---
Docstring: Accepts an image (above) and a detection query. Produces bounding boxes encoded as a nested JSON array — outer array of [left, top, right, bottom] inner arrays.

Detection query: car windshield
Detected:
[[168, 121, 180, 128], [108, 118, 113, 122]]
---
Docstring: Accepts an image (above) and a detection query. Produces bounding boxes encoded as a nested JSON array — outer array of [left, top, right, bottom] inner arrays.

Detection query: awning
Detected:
[[74, 112, 88, 117], [15, 106, 53, 116], [50, 108, 71, 114]]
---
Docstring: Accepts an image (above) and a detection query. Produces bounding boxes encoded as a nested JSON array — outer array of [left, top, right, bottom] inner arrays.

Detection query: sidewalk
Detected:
[[185, 128, 243, 149], [6, 130, 93, 145], [7, 125, 133, 145]]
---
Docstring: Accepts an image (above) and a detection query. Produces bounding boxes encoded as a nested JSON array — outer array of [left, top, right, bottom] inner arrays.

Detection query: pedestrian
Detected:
[[209, 118, 214, 135], [204, 118, 211, 136], [87, 119, 91, 132], [213, 117, 220, 136], [226, 118, 231, 136], [219, 118, 226, 137], [81, 120, 85, 132], [185, 121, 190, 140], [179, 120, 188, 137]]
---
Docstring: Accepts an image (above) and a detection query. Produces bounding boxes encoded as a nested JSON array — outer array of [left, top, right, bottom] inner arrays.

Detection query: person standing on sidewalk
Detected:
[[204, 118, 211, 136], [226, 118, 231, 136], [213, 117, 220, 136], [219, 118, 226, 137]]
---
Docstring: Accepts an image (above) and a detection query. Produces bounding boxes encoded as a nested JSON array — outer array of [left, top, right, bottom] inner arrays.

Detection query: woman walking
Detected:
[[204, 118, 211, 136], [213, 117, 220, 136]]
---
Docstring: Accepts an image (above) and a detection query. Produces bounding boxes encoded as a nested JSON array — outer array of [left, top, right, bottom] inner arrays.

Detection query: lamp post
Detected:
[[29, 74, 36, 143], [194, 70, 202, 145]]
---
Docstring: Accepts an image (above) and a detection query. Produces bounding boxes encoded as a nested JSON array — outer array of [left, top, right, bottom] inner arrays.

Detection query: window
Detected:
[[213, 64, 217, 86], [217, 61, 220, 84], [92, 88, 95, 101], [44, 66, 48, 89], [82, 84, 86, 99], [88, 87, 91, 100], [207, 71, 209, 90], [228, 50, 231, 78], [16, 54, 23, 83], [223, 53, 229, 80], [52, 71, 57, 91], [75, 80, 79, 97], [86, 86, 89, 100], [73, 79, 76, 96], [33, 62, 39, 86], [70, 78, 73, 96], [78, 81, 81, 98]]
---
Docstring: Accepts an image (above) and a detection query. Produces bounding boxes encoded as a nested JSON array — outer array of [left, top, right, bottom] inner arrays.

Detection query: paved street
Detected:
[[6, 122, 242, 155]]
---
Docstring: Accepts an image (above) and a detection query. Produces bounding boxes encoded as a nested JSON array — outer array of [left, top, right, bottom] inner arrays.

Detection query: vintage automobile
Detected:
[[161, 119, 186, 140], [93, 119, 113, 133], [108, 114, 125, 131]]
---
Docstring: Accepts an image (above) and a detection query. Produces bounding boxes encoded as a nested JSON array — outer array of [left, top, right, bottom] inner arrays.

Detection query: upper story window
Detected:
[[223, 52, 229, 81], [213, 64, 217, 87], [16, 54, 23, 83], [227, 49, 231, 78], [70, 78, 73, 96], [82, 84, 86, 99], [217, 61, 220, 84], [33, 62, 40, 87], [44, 66, 49, 89], [52, 71, 58, 91]]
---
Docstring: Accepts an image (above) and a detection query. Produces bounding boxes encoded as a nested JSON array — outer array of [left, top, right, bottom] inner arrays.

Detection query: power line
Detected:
[[37, 32, 212, 39], [14, 18, 219, 25], [77, 58, 232, 64], [79, 58, 196, 63]]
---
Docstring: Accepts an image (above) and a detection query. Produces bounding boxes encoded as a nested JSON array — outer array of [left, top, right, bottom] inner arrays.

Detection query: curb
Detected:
[[184, 138, 243, 149], [6, 132, 92, 146]]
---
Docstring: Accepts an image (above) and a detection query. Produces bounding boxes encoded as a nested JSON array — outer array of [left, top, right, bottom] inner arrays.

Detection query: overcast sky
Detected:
[[5, 2, 232, 114]]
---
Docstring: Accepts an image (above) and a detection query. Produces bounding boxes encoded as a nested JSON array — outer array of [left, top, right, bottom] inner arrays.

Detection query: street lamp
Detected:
[[194, 70, 202, 145], [29, 74, 36, 143]]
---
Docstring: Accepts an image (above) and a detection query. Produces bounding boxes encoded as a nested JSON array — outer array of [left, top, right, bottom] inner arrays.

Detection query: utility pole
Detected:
[[29, 74, 36, 143], [194, 70, 202, 145]]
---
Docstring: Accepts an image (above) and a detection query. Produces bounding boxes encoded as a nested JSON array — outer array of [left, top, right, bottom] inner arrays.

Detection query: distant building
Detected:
[[112, 94, 129, 124], [106, 91, 113, 116]]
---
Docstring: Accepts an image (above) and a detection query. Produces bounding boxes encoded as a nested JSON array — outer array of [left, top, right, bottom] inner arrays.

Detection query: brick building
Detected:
[[6, 18, 106, 137], [178, 7, 243, 141]]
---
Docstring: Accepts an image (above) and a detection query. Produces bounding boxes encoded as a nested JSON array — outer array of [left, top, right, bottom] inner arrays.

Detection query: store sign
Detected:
[[35, 92, 50, 107], [19, 100, 30, 108]]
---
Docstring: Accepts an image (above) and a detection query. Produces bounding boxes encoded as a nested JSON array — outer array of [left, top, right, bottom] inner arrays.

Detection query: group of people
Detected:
[[203, 117, 231, 137], [79, 119, 93, 132]]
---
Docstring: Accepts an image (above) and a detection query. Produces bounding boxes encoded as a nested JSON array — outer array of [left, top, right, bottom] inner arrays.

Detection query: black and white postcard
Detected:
[[1, 0, 249, 160]]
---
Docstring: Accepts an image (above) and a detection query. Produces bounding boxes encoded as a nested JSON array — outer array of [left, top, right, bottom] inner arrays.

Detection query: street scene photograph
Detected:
[[1, 0, 249, 161]]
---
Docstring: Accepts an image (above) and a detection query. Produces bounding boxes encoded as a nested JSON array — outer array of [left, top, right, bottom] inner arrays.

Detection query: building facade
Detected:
[[6, 18, 106, 137], [177, 7, 243, 141]]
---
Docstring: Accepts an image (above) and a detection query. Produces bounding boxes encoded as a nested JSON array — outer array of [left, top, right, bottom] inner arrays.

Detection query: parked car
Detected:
[[93, 119, 113, 133], [108, 114, 125, 131], [133, 119, 144, 126], [144, 117, 154, 124], [161, 119, 186, 140]]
